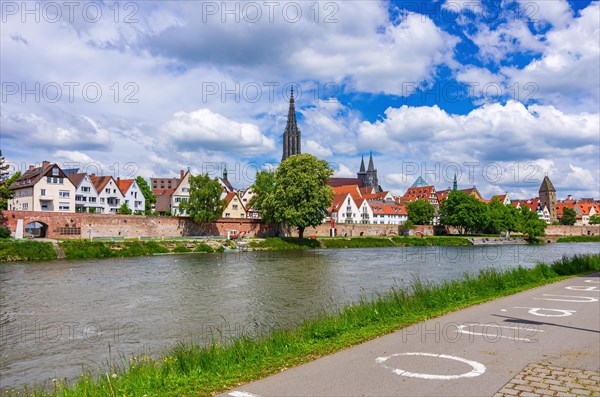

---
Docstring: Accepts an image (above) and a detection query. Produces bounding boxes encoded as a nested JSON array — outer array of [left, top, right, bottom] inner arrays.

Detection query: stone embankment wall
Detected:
[[1, 210, 596, 239], [0, 211, 276, 239]]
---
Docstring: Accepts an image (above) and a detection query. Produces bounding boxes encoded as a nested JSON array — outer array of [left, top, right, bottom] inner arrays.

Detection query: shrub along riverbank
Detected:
[[556, 235, 600, 243], [9, 254, 600, 397], [0, 240, 56, 261]]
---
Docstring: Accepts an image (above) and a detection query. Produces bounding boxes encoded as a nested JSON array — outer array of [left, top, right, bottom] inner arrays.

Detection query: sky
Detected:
[[1, 0, 599, 199]]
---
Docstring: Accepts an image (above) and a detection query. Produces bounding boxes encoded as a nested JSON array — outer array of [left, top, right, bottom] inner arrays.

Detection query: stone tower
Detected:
[[539, 175, 557, 222], [281, 88, 301, 161]]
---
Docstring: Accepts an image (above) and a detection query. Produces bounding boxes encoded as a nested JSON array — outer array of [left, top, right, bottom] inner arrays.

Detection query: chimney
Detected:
[[42, 161, 50, 168], [28, 165, 35, 171], [91, 173, 96, 177], [180, 169, 184, 179]]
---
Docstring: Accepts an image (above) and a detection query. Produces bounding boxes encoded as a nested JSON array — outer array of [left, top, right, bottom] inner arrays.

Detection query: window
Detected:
[[41, 189, 46, 196], [59, 191, 70, 198], [233, 205, 238, 210], [82, 186, 90, 193], [59, 202, 70, 210], [58, 178, 63, 184], [225, 213, 230, 218], [52, 167, 59, 176], [105, 188, 110, 193], [89, 197, 96, 203], [23, 203, 28, 210], [100, 198, 105, 203], [41, 203, 49, 210]]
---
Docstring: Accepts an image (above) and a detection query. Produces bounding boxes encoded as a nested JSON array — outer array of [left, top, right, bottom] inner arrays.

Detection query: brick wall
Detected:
[[545, 224, 600, 236], [282, 222, 433, 237], [0, 211, 276, 239]]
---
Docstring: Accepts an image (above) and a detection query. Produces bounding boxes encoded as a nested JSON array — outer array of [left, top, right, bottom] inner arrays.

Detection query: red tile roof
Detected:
[[332, 185, 363, 200], [116, 179, 135, 195], [370, 203, 408, 216], [327, 178, 364, 188], [555, 202, 575, 216], [403, 186, 436, 202]]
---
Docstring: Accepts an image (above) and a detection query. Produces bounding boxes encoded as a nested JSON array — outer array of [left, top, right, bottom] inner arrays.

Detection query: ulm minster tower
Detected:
[[281, 88, 301, 161], [280, 88, 381, 192]]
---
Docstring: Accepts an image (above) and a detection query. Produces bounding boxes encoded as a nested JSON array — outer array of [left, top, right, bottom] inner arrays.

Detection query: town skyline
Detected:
[[2, 1, 598, 199]]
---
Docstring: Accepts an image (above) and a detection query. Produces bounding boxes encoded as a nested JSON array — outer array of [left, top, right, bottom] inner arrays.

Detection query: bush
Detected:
[[0, 226, 11, 239]]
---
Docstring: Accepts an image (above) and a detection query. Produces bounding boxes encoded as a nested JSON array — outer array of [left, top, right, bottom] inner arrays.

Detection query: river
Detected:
[[1, 243, 598, 389]]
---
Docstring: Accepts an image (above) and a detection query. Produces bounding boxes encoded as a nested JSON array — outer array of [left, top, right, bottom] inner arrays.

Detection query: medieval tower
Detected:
[[539, 175, 557, 223]]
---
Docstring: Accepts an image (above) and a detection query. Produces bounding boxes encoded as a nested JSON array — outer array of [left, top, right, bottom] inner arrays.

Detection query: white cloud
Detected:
[[502, 3, 600, 112], [516, 0, 573, 29], [304, 140, 333, 157], [160, 109, 275, 155]]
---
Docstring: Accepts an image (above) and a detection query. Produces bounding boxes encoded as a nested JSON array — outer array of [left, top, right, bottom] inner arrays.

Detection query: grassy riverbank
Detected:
[[0, 240, 56, 261], [556, 235, 600, 243], [0, 240, 225, 262], [10, 254, 599, 397]]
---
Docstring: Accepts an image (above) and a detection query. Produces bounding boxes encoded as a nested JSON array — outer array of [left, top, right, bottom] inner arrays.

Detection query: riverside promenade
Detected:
[[222, 274, 600, 397]]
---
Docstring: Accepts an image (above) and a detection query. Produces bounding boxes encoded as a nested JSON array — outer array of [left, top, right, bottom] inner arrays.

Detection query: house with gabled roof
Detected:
[[9, 161, 76, 212], [153, 188, 174, 215], [116, 178, 145, 214], [90, 175, 125, 214], [222, 192, 247, 219], [171, 169, 191, 216], [574, 202, 597, 225], [328, 192, 361, 224], [402, 185, 438, 206], [369, 201, 408, 225], [67, 172, 99, 213]]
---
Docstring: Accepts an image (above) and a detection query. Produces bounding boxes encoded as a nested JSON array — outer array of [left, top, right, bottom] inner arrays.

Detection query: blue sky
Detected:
[[1, 0, 599, 199]]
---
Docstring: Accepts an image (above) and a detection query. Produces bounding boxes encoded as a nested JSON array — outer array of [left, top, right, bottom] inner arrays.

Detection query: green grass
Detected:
[[11, 254, 599, 397], [0, 240, 57, 262], [320, 236, 396, 248], [557, 235, 600, 243], [58, 240, 170, 259], [249, 237, 321, 250], [390, 236, 472, 246]]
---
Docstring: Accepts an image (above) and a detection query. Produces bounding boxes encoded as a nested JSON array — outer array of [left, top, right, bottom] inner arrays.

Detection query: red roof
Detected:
[[370, 203, 408, 216], [328, 193, 352, 213], [556, 202, 575, 216], [116, 179, 135, 195], [363, 192, 390, 201], [332, 185, 363, 200], [403, 186, 436, 202]]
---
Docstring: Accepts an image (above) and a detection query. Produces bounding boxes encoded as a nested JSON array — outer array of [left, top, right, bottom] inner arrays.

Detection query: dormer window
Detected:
[[52, 167, 59, 176]]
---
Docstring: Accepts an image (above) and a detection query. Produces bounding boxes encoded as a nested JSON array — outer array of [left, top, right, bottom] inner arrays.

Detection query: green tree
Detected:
[[589, 214, 600, 225], [398, 220, 415, 236], [180, 173, 226, 235], [406, 199, 435, 225], [560, 207, 577, 225], [248, 170, 276, 223], [135, 176, 156, 215], [118, 202, 132, 215], [0, 171, 21, 210], [270, 154, 334, 238], [518, 206, 547, 239], [439, 190, 489, 234], [487, 198, 518, 236]]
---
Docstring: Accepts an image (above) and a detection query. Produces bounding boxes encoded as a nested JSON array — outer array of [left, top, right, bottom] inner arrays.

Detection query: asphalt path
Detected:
[[220, 273, 600, 396]]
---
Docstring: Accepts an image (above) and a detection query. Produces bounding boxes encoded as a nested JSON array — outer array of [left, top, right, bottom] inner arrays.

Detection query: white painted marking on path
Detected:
[[376, 352, 486, 380], [534, 294, 599, 303], [566, 286, 600, 291], [512, 307, 576, 317], [584, 279, 600, 284], [228, 391, 261, 397], [500, 309, 507, 312], [455, 324, 544, 342]]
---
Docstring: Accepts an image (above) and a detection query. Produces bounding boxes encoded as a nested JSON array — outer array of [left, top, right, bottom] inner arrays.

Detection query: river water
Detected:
[[1, 243, 598, 389]]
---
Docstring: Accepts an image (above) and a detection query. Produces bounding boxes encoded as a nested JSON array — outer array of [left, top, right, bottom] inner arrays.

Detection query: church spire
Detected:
[[453, 173, 457, 191], [359, 155, 366, 173], [282, 87, 301, 161], [367, 151, 375, 171]]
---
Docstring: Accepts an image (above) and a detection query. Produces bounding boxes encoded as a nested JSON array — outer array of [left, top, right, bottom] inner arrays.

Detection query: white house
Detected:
[[8, 161, 76, 212], [329, 193, 361, 224], [171, 170, 191, 216], [67, 173, 99, 213], [116, 178, 145, 214], [90, 175, 125, 214], [369, 202, 408, 225], [356, 198, 373, 224]]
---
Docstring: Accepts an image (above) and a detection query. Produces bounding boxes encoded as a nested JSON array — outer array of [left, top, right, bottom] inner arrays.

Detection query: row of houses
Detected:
[[6, 161, 599, 226], [8, 162, 145, 214]]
